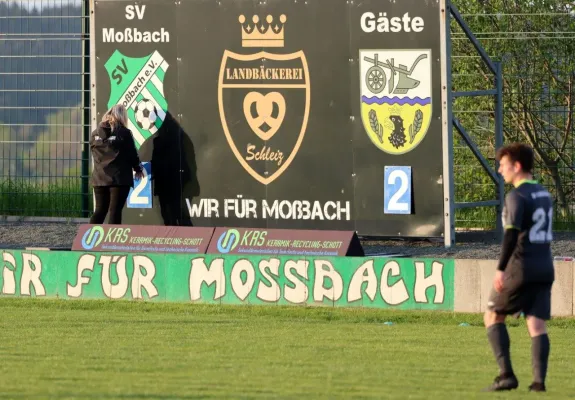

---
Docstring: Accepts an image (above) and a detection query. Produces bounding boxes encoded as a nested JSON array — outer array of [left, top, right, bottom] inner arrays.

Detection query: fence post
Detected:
[[495, 61, 504, 239], [81, 0, 91, 217]]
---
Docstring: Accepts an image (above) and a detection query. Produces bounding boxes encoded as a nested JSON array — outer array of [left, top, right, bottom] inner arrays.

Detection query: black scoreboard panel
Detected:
[[93, 0, 447, 238]]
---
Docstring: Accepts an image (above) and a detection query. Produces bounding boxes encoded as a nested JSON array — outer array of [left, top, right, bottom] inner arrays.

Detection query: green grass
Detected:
[[0, 178, 91, 217], [0, 299, 574, 399], [456, 207, 498, 230], [456, 207, 575, 231]]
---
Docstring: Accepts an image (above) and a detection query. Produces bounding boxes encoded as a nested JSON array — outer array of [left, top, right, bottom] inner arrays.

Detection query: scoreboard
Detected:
[[91, 0, 451, 243]]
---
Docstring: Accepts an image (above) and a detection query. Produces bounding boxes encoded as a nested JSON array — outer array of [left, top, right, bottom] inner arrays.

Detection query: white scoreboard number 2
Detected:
[[127, 161, 152, 208], [384, 166, 412, 215]]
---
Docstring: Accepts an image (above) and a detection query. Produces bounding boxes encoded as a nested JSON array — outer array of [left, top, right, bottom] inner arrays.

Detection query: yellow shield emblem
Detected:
[[360, 49, 432, 155]]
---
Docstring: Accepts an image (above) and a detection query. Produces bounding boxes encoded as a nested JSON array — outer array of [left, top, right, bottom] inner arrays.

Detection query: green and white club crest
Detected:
[[105, 50, 169, 149]]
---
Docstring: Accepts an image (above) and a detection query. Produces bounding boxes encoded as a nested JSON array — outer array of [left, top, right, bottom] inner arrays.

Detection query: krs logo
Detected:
[[216, 229, 240, 253], [81, 226, 105, 250], [216, 229, 268, 253], [81, 226, 131, 250]]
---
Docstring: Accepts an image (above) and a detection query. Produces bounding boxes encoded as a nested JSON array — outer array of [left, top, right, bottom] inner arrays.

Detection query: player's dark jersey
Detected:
[[502, 180, 554, 283]]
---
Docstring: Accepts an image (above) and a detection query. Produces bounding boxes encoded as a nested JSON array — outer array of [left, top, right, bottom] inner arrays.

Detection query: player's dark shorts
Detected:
[[487, 277, 553, 320]]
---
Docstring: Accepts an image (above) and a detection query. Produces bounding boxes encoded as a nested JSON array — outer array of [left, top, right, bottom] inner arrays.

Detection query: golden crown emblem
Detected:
[[239, 14, 287, 47]]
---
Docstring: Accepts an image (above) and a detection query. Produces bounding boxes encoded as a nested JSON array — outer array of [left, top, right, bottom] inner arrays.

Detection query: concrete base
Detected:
[[454, 259, 574, 317]]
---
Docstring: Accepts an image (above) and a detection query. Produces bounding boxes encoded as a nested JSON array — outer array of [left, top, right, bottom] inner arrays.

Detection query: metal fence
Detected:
[[451, 5, 575, 230], [1, 1, 574, 231], [0, 0, 90, 218]]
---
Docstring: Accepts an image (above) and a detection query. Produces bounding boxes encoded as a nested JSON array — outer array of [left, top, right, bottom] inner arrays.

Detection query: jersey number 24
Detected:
[[530, 207, 553, 243]]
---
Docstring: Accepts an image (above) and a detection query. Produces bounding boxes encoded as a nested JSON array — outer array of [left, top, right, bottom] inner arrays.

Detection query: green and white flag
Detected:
[[105, 50, 169, 149]]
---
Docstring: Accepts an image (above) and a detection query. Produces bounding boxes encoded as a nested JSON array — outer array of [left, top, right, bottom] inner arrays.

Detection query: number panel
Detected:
[[384, 166, 412, 215], [127, 161, 152, 208]]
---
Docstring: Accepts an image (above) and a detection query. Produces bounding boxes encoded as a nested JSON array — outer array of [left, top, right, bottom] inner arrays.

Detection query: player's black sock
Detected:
[[487, 323, 514, 376], [532, 334, 550, 384]]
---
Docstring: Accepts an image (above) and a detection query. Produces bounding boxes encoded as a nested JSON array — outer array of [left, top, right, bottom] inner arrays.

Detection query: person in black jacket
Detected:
[[89, 104, 143, 224], [151, 112, 200, 226]]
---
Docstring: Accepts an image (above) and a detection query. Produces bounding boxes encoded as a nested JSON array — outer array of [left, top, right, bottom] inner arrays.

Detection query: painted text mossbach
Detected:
[[102, 27, 170, 43]]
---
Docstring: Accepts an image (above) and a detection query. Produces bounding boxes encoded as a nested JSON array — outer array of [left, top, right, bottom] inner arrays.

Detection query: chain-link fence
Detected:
[[452, 1, 575, 230], [1, 0, 574, 231], [0, 0, 90, 218]]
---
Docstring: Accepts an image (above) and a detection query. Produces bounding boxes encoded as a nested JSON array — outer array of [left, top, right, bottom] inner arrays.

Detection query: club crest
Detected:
[[360, 49, 432, 155], [105, 50, 169, 149], [218, 14, 310, 185]]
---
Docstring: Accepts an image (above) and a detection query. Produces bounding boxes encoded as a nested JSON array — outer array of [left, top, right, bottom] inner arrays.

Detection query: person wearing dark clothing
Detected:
[[89, 104, 143, 224], [483, 143, 554, 393], [151, 112, 200, 226]]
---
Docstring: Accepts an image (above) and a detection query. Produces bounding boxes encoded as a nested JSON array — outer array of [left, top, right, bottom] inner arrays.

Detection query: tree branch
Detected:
[[560, 73, 574, 154]]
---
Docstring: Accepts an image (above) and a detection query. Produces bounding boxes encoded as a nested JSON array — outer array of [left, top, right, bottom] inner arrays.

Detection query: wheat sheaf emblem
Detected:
[[368, 109, 384, 144], [409, 109, 423, 144]]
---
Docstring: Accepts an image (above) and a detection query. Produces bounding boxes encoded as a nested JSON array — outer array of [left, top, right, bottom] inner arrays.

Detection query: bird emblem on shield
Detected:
[[360, 49, 432, 155], [105, 50, 169, 149], [218, 14, 311, 185]]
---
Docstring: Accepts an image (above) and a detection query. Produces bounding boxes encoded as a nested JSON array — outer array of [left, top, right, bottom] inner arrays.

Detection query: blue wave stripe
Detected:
[[362, 96, 431, 106]]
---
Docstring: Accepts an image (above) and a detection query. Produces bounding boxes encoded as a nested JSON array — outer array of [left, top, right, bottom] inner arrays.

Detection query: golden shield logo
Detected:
[[218, 14, 310, 185], [360, 49, 432, 155]]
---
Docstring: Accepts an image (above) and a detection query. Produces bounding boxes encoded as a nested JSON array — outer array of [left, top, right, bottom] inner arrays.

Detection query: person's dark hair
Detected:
[[496, 142, 534, 173]]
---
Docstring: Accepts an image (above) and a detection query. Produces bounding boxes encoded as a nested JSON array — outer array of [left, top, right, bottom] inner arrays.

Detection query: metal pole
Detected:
[[495, 61, 505, 238], [442, 0, 455, 247], [81, 0, 91, 217]]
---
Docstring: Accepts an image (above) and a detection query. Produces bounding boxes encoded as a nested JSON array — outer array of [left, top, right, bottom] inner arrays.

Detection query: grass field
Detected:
[[0, 299, 574, 399], [0, 179, 90, 217]]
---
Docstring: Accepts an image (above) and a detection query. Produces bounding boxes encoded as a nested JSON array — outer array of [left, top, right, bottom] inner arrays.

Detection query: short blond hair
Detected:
[[101, 104, 128, 131]]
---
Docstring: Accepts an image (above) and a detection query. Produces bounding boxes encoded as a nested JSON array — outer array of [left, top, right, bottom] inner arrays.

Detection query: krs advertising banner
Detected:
[[93, 0, 447, 238], [70, 224, 363, 256], [0, 250, 454, 310]]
